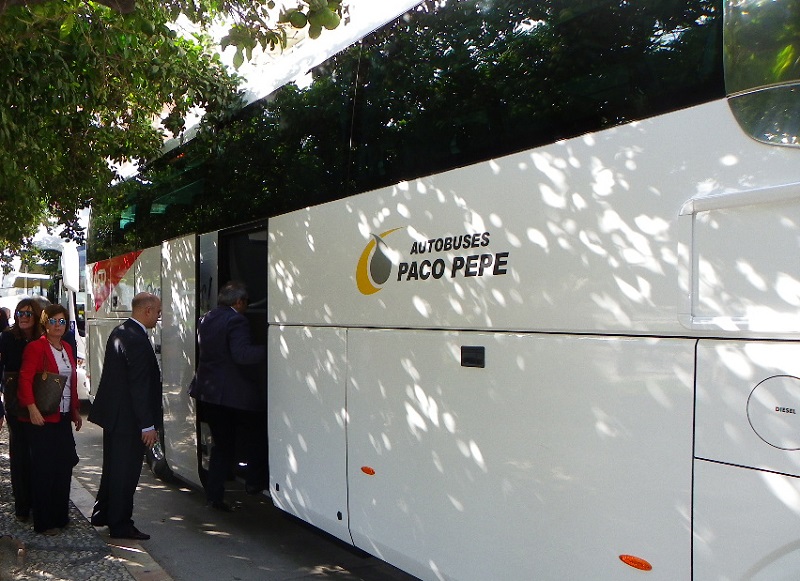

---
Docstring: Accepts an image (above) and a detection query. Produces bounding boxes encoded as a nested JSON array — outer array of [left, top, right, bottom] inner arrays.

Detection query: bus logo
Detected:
[[356, 228, 403, 295]]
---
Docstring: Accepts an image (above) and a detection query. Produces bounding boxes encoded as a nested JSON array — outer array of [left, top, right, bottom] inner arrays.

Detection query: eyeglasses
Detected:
[[47, 318, 68, 326], [15, 310, 34, 318]]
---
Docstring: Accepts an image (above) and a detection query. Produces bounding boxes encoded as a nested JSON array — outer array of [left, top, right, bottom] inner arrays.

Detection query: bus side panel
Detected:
[[85, 318, 126, 402], [267, 325, 350, 543], [694, 340, 800, 578], [687, 197, 800, 333], [694, 462, 800, 580], [134, 247, 162, 300], [86, 247, 160, 400], [347, 330, 694, 580], [695, 340, 800, 476], [87, 247, 159, 317], [161, 234, 201, 487], [88, 249, 145, 316], [268, 102, 800, 338]]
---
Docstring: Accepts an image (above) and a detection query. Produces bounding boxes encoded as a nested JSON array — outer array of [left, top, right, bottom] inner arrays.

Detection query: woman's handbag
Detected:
[[2, 372, 20, 417], [6, 371, 65, 418], [4, 348, 67, 418], [31, 370, 66, 416]]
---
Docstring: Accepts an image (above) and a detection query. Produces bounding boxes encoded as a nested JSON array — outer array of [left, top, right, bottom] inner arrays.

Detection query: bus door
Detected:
[[195, 231, 218, 476], [161, 233, 201, 487], [216, 223, 269, 484]]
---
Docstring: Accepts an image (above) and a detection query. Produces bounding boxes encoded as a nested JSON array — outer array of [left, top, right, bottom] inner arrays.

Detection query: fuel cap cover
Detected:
[[747, 375, 800, 451]]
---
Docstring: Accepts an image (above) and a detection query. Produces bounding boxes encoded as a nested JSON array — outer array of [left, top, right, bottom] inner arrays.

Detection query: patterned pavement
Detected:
[[0, 427, 135, 581]]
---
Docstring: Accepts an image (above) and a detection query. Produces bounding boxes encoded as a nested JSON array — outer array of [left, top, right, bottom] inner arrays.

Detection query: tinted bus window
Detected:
[[89, 0, 725, 261], [351, 0, 723, 191]]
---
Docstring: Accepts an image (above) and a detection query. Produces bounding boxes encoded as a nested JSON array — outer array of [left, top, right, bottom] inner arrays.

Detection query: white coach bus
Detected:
[[85, 0, 800, 578]]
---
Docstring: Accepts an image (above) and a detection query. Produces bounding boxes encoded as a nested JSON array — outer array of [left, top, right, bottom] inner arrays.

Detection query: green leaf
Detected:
[[60, 13, 76, 39], [233, 47, 244, 69], [0, 0, 336, 252]]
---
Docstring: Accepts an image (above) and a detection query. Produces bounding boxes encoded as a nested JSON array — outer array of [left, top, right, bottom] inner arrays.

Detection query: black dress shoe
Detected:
[[110, 526, 150, 540], [207, 500, 233, 512], [90, 515, 107, 527]]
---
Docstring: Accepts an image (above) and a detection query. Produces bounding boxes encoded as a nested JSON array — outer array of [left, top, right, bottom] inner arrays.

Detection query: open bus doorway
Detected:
[[195, 222, 269, 493]]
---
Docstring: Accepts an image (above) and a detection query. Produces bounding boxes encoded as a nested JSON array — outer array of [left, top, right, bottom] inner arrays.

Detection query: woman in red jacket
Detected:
[[18, 304, 82, 535]]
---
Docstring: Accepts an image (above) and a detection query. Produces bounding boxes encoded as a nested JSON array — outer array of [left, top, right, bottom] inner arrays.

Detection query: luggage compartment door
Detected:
[[268, 325, 350, 543], [347, 329, 694, 580]]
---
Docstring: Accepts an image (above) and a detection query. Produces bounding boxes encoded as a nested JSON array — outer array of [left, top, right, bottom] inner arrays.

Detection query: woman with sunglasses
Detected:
[[18, 303, 82, 536], [0, 298, 44, 522]]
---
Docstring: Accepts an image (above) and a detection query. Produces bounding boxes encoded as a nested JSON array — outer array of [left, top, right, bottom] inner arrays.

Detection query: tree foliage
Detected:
[[0, 0, 345, 267]]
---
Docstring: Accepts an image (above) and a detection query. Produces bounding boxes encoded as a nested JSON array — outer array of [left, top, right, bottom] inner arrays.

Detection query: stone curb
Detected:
[[70, 477, 174, 581], [0, 433, 173, 581]]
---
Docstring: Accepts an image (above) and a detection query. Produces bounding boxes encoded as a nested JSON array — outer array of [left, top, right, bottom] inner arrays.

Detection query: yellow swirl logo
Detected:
[[356, 228, 404, 295]]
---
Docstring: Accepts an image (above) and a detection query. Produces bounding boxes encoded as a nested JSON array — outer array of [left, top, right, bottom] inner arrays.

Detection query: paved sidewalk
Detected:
[[0, 428, 170, 581]]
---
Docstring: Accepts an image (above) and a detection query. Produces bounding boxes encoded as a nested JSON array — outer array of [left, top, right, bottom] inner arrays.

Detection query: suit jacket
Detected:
[[190, 306, 266, 411], [88, 318, 161, 434], [18, 335, 79, 423]]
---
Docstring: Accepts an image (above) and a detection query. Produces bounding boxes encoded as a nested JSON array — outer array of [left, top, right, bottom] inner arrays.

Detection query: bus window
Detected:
[[726, 0, 800, 146]]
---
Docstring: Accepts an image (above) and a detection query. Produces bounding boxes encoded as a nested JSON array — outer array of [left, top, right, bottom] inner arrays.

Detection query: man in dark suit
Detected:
[[190, 281, 266, 512], [88, 292, 162, 540]]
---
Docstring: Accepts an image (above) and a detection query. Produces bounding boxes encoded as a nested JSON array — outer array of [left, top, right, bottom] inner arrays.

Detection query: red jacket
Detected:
[[18, 335, 79, 422]]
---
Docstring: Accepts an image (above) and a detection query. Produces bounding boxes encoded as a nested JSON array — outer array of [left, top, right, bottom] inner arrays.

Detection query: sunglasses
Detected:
[[15, 310, 34, 318], [47, 318, 68, 326]]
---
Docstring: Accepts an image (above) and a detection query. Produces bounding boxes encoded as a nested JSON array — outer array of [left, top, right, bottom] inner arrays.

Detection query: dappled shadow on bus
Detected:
[[273, 118, 800, 334], [160, 235, 203, 490], [270, 324, 694, 576], [267, 111, 800, 575]]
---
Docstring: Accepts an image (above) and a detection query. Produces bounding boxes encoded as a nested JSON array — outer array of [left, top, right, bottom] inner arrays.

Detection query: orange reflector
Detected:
[[619, 555, 652, 571], [361, 466, 376, 476]]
